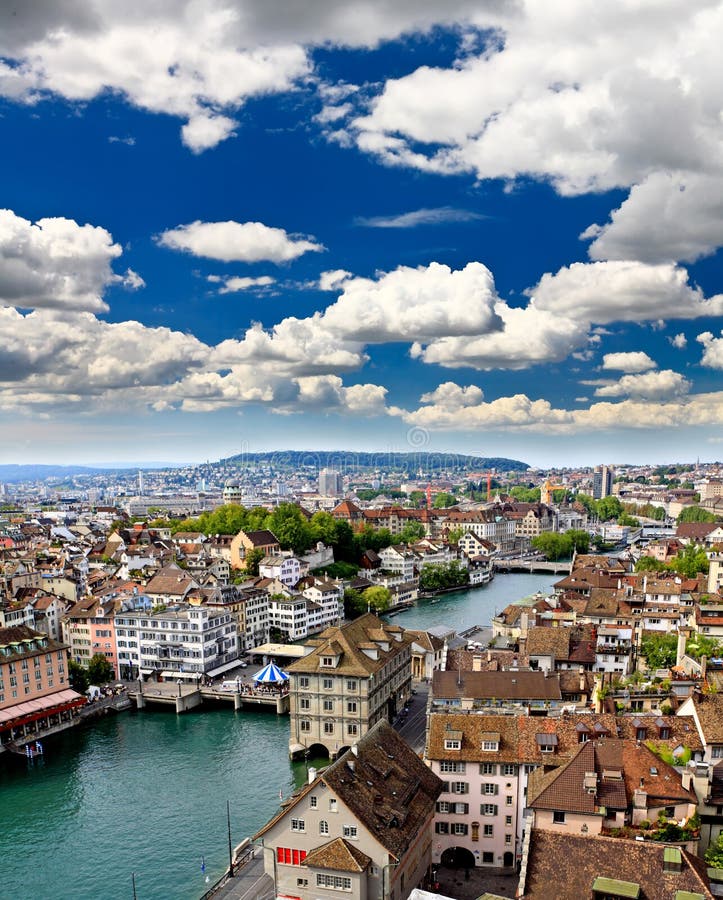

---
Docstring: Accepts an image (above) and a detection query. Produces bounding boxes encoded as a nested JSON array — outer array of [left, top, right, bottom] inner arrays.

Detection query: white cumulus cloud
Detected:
[[157, 220, 324, 263], [601, 351, 656, 373], [593, 369, 690, 400], [697, 330, 723, 369], [0, 208, 142, 313]]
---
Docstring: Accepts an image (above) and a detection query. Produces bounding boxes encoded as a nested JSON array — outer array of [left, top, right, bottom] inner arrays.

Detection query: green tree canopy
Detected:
[[509, 486, 541, 503], [566, 529, 590, 555], [243, 547, 266, 577], [361, 586, 391, 613], [309, 510, 339, 546], [705, 831, 723, 868], [432, 492, 457, 508], [87, 653, 114, 685], [266, 503, 314, 554], [399, 522, 426, 543], [68, 659, 90, 692], [419, 561, 470, 592], [672, 543, 709, 578], [678, 506, 718, 523], [640, 633, 677, 669], [597, 496, 623, 522], [531, 532, 572, 560], [635, 556, 668, 573]]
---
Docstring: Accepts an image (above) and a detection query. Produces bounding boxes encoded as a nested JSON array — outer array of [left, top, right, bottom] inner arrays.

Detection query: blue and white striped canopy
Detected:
[[252, 661, 289, 683]]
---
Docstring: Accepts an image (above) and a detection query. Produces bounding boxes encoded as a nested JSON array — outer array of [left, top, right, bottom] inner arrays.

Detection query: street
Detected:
[[394, 682, 429, 754]]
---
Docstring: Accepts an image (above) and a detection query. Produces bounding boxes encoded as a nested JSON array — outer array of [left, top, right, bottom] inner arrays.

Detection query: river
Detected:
[[387, 571, 557, 631], [1, 573, 555, 900]]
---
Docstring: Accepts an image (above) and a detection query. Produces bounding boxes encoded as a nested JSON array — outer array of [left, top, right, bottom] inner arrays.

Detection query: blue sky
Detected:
[[1, 1, 722, 467]]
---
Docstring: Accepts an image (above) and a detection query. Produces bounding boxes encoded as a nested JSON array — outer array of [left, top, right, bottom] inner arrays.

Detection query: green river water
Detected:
[[0, 573, 556, 900]]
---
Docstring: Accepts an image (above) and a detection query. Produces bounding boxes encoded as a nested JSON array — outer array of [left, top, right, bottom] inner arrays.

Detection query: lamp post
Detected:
[[261, 843, 278, 897], [382, 860, 399, 900], [227, 800, 234, 877]]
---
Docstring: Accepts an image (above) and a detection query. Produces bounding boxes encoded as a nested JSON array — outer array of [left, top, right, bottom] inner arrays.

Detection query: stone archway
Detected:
[[441, 846, 476, 869]]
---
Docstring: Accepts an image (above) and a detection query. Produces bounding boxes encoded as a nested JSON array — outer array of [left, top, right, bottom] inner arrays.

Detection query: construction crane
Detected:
[[540, 479, 567, 505]]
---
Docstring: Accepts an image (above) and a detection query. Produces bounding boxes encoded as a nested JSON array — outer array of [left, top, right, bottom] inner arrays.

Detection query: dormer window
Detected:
[[445, 739, 461, 751], [536, 734, 558, 754], [481, 732, 500, 752], [321, 656, 334, 667]]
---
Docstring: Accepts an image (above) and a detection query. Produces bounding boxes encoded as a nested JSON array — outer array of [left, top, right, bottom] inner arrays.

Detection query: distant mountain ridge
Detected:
[[219, 450, 529, 473], [0, 464, 112, 483]]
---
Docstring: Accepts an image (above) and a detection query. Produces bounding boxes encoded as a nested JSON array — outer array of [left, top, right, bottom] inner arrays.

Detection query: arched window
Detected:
[[320, 820, 329, 835], [471, 822, 480, 842]]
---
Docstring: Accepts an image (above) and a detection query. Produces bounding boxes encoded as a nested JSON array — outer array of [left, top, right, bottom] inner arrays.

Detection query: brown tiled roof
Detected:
[[321, 721, 442, 860], [526, 627, 571, 660], [287, 612, 412, 677], [620, 741, 696, 806], [427, 714, 520, 764], [432, 669, 562, 702], [522, 831, 713, 900], [144, 565, 197, 595], [0, 625, 66, 660], [256, 721, 442, 861], [677, 522, 719, 539], [302, 838, 371, 873], [690, 692, 723, 744], [583, 589, 629, 618], [527, 741, 599, 812], [239, 529, 280, 547]]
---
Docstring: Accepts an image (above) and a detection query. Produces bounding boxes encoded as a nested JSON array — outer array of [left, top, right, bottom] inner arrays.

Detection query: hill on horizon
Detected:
[[219, 449, 529, 473]]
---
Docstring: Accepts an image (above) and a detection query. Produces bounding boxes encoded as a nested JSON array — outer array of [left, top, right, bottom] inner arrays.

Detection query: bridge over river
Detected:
[[127, 681, 290, 715], [492, 557, 572, 575]]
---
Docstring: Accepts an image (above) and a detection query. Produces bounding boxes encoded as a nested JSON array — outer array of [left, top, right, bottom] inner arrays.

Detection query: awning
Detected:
[[206, 658, 244, 677], [0, 689, 85, 729], [160, 670, 198, 680]]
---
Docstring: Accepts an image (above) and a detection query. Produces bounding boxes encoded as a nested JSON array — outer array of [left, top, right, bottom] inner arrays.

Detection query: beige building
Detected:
[[229, 529, 280, 571], [255, 721, 443, 900], [287, 612, 413, 759]]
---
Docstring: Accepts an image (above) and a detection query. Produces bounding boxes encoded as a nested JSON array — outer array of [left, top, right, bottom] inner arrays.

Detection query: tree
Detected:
[[399, 522, 426, 543], [267, 503, 313, 554], [509, 486, 541, 502], [419, 561, 470, 592], [408, 490, 426, 507], [531, 532, 571, 561], [597, 496, 623, 522], [244, 547, 266, 577], [343, 588, 364, 620], [433, 492, 457, 509], [705, 831, 723, 869], [566, 529, 590, 555], [635, 556, 668, 573], [686, 633, 722, 661], [309, 510, 339, 546], [446, 526, 465, 545], [361, 586, 391, 613], [678, 506, 718, 523], [617, 513, 640, 527], [640, 633, 677, 669], [87, 653, 113, 685], [68, 659, 90, 692], [671, 543, 709, 578]]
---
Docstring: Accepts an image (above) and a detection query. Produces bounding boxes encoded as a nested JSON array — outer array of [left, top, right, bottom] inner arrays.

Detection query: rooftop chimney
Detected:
[[473, 654, 483, 672]]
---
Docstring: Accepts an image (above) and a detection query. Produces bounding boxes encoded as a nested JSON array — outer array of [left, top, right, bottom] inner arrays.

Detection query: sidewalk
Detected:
[[206, 853, 274, 900]]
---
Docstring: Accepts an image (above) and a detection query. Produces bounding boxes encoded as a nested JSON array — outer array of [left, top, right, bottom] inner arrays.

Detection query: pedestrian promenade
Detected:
[[206, 848, 274, 900]]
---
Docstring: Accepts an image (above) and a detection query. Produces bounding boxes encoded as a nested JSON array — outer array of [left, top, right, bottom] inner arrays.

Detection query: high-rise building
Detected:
[[593, 464, 614, 499], [318, 468, 343, 497]]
